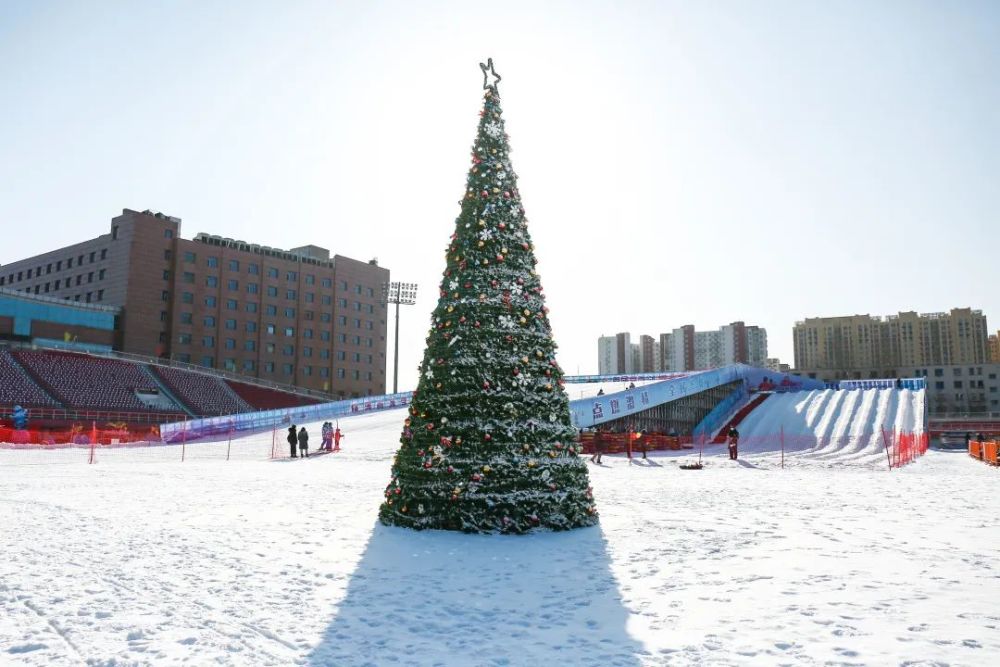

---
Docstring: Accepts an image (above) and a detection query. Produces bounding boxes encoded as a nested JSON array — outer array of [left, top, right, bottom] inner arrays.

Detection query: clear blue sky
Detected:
[[2, 1, 998, 388]]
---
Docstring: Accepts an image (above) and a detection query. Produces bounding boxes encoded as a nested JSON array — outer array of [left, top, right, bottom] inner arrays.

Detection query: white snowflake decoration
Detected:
[[484, 122, 502, 139], [510, 282, 524, 296], [478, 228, 494, 241], [498, 314, 515, 329], [448, 279, 458, 291]]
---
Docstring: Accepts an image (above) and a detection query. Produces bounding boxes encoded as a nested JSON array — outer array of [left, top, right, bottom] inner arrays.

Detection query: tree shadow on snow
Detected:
[[307, 522, 646, 667]]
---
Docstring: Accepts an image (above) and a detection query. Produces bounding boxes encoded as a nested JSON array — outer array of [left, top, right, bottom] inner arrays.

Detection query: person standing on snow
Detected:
[[727, 426, 740, 460], [333, 425, 344, 452], [298, 426, 309, 458], [287, 425, 298, 458]]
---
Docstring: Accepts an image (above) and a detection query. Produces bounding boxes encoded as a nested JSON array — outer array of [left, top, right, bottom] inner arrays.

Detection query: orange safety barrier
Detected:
[[985, 441, 998, 466], [969, 441, 982, 460], [0, 424, 160, 446], [578, 431, 694, 455]]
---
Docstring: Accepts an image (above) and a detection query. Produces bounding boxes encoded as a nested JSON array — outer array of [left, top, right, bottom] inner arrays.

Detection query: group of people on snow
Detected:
[[286, 422, 343, 458]]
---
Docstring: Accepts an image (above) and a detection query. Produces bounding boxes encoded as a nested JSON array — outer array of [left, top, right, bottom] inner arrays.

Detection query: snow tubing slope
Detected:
[[733, 388, 925, 466]]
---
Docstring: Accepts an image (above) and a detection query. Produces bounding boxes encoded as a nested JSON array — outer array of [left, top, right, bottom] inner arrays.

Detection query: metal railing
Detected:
[[0, 406, 186, 425]]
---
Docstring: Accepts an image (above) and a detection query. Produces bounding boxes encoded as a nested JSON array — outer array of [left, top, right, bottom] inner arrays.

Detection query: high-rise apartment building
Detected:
[[793, 308, 990, 373], [989, 332, 1000, 363], [600, 321, 767, 373], [598, 332, 636, 374], [0, 209, 390, 397]]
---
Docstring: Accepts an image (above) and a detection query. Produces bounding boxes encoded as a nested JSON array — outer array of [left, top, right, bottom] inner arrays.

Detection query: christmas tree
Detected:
[[379, 60, 598, 534]]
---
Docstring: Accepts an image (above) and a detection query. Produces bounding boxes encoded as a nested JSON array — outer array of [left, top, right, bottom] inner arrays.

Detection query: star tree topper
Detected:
[[480, 57, 501, 95]]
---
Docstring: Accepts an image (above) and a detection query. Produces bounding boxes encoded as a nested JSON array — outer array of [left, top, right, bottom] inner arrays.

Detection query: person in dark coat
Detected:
[[287, 425, 298, 458], [298, 427, 309, 458], [727, 426, 740, 460], [590, 429, 606, 464]]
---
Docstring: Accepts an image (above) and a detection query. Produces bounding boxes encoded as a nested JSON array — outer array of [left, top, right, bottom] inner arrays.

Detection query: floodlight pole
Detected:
[[382, 281, 418, 394]]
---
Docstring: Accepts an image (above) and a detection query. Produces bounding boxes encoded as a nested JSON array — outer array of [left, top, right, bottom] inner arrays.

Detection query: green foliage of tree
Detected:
[[379, 84, 598, 533]]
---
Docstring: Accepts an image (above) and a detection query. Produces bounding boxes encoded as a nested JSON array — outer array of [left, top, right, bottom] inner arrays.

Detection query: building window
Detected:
[[320, 349, 329, 359], [46, 263, 52, 274], [265, 362, 275, 373], [305, 275, 315, 285], [321, 331, 331, 341], [164, 250, 171, 260], [304, 329, 313, 339], [225, 319, 237, 330], [267, 286, 278, 297], [97, 290, 104, 301], [245, 340, 256, 351], [303, 347, 313, 358], [305, 293, 315, 303], [204, 316, 216, 327], [337, 351, 346, 361], [226, 299, 238, 310], [100, 249, 107, 260], [181, 292, 193, 304], [180, 312, 193, 324], [243, 359, 257, 372], [286, 271, 297, 282], [246, 322, 257, 333], [323, 295, 333, 305], [304, 366, 312, 376], [954, 381, 963, 389], [56, 260, 62, 271], [178, 333, 192, 345], [203, 336, 215, 347], [335, 315, 344, 325], [284, 327, 294, 337], [266, 324, 276, 335], [267, 268, 279, 278], [248, 263, 259, 275], [934, 368, 943, 377], [207, 257, 219, 268], [228, 260, 239, 272], [284, 307, 295, 318], [246, 302, 258, 313], [322, 278, 332, 288], [321, 368, 330, 378], [165, 229, 174, 239], [226, 279, 237, 291], [286, 289, 296, 300], [247, 283, 259, 294], [205, 296, 217, 307], [161, 290, 170, 301], [183, 272, 194, 284], [201, 355, 213, 367], [283, 345, 294, 356], [184, 252, 196, 263], [266, 305, 277, 316], [266, 342, 275, 353], [283, 364, 294, 375], [225, 338, 236, 350], [88, 272, 94, 283], [90, 252, 96, 263], [206, 276, 218, 288]]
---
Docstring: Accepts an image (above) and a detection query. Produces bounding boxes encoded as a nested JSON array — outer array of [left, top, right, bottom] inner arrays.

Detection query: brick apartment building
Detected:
[[0, 209, 390, 397]]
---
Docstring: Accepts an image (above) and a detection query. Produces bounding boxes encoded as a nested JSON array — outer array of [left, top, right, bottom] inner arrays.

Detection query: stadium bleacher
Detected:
[[153, 366, 253, 416], [1, 347, 324, 422], [14, 349, 172, 412], [226, 381, 322, 411], [0, 348, 61, 408]]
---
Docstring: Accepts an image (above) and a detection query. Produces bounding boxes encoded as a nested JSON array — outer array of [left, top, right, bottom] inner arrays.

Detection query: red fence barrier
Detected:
[[578, 431, 694, 455]]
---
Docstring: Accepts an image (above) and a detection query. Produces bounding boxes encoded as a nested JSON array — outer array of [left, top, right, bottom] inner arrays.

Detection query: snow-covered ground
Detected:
[[731, 388, 925, 468], [2, 407, 998, 666]]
